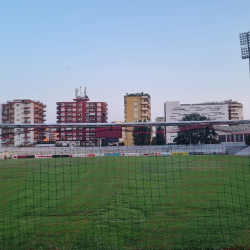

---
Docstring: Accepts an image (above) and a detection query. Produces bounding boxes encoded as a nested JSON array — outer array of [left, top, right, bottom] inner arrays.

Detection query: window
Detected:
[[61, 103, 65, 106], [73, 118, 76, 121], [97, 108, 101, 111], [86, 118, 89, 121], [97, 103, 101, 106], [61, 118, 65, 121], [78, 104, 82, 107], [97, 117, 101, 121], [73, 103, 76, 106], [73, 108, 76, 111], [61, 113, 65, 116], [61, 108, 65, 111], [97, 113, 101, 116], [16, 104, 19, 106], [86, 109, 89, 111]]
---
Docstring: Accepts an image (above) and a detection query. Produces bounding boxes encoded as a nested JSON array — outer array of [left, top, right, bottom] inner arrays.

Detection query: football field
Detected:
[[0, 155, 249, 249]]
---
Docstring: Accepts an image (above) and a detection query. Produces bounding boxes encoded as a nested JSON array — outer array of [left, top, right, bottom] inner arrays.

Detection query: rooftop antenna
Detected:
[[239, 31, 250, 77], [80, 86, 82, 97], [75, 88, 79, 98], [84, 87, 87, 97]]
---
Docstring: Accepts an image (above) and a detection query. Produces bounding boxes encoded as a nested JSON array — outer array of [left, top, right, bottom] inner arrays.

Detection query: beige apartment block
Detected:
[[124, 93, 151, 146]]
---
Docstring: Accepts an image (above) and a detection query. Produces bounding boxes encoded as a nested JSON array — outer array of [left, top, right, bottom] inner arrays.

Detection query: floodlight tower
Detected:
[[239, 31, 250, 76]]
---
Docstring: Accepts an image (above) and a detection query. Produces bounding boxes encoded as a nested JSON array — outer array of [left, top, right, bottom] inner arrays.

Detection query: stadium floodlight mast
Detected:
[[239, 31, 250, 76]]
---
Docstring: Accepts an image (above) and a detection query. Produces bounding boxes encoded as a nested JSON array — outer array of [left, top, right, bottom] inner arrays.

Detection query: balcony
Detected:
[[141, 107, 148, 111], [142, 113, 149, 117], [141, 96, 149, 99], [141, 102, 148, 105]]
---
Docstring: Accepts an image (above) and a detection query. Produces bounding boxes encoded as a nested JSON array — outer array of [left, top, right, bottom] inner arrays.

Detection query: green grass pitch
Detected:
[[0, 155, 250, 249]]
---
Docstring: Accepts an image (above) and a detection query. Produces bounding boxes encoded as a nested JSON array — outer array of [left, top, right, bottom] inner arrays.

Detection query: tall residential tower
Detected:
[[1, 99, 46, 146], [56, 88, 108, 146], [124, 93, 151, 146]]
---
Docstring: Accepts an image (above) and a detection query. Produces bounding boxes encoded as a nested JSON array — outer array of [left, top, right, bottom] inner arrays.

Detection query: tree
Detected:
[[133, 120, 152, 145], [173, 113, 219, 145], [151, 126, 165, 145], [245, 135, 250, 145]]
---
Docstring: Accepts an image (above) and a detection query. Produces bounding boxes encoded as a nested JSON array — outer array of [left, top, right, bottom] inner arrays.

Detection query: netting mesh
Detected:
[[0, 122, 250, 249]]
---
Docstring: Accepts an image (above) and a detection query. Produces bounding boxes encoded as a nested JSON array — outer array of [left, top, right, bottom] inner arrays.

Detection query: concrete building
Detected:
[[124, 93, 151, 146], [164, 100, 244, 143], [155, 117, 165, 122], [1, 99, 46, 146], [56, 88, 108, 146], [43, 128, 59, 143], [111, 121, 125, 145]]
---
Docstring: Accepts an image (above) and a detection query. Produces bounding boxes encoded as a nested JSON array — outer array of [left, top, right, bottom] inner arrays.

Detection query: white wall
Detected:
[[164, 101, 229, 122], [164, 101, 230, 143]]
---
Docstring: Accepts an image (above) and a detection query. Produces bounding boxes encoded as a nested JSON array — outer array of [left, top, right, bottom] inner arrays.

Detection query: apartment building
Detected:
[[155, 117, 165, 122], [43, 128, 59, 143], [124, 93, 151, 146], [164, 100, 244, 143], [56, 88, 109, 146], [1, 99, 46, 146]]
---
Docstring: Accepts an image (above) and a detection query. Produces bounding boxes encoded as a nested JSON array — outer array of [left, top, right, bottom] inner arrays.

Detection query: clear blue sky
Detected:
[[1, 0, 250, 123]]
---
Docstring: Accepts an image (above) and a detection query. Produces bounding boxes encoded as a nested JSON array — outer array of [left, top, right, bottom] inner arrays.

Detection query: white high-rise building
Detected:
[[164, 100, 244, 143], [1, 99, 46, 146]]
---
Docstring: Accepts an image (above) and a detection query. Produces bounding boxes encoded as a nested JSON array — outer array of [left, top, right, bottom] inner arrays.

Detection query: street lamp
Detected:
[[239, 31, 250, 77]]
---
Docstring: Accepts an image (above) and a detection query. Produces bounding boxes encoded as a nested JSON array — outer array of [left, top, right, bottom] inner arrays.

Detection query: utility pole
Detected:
[[228, 99, 232, 120], [239, 31, 250, 77]]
